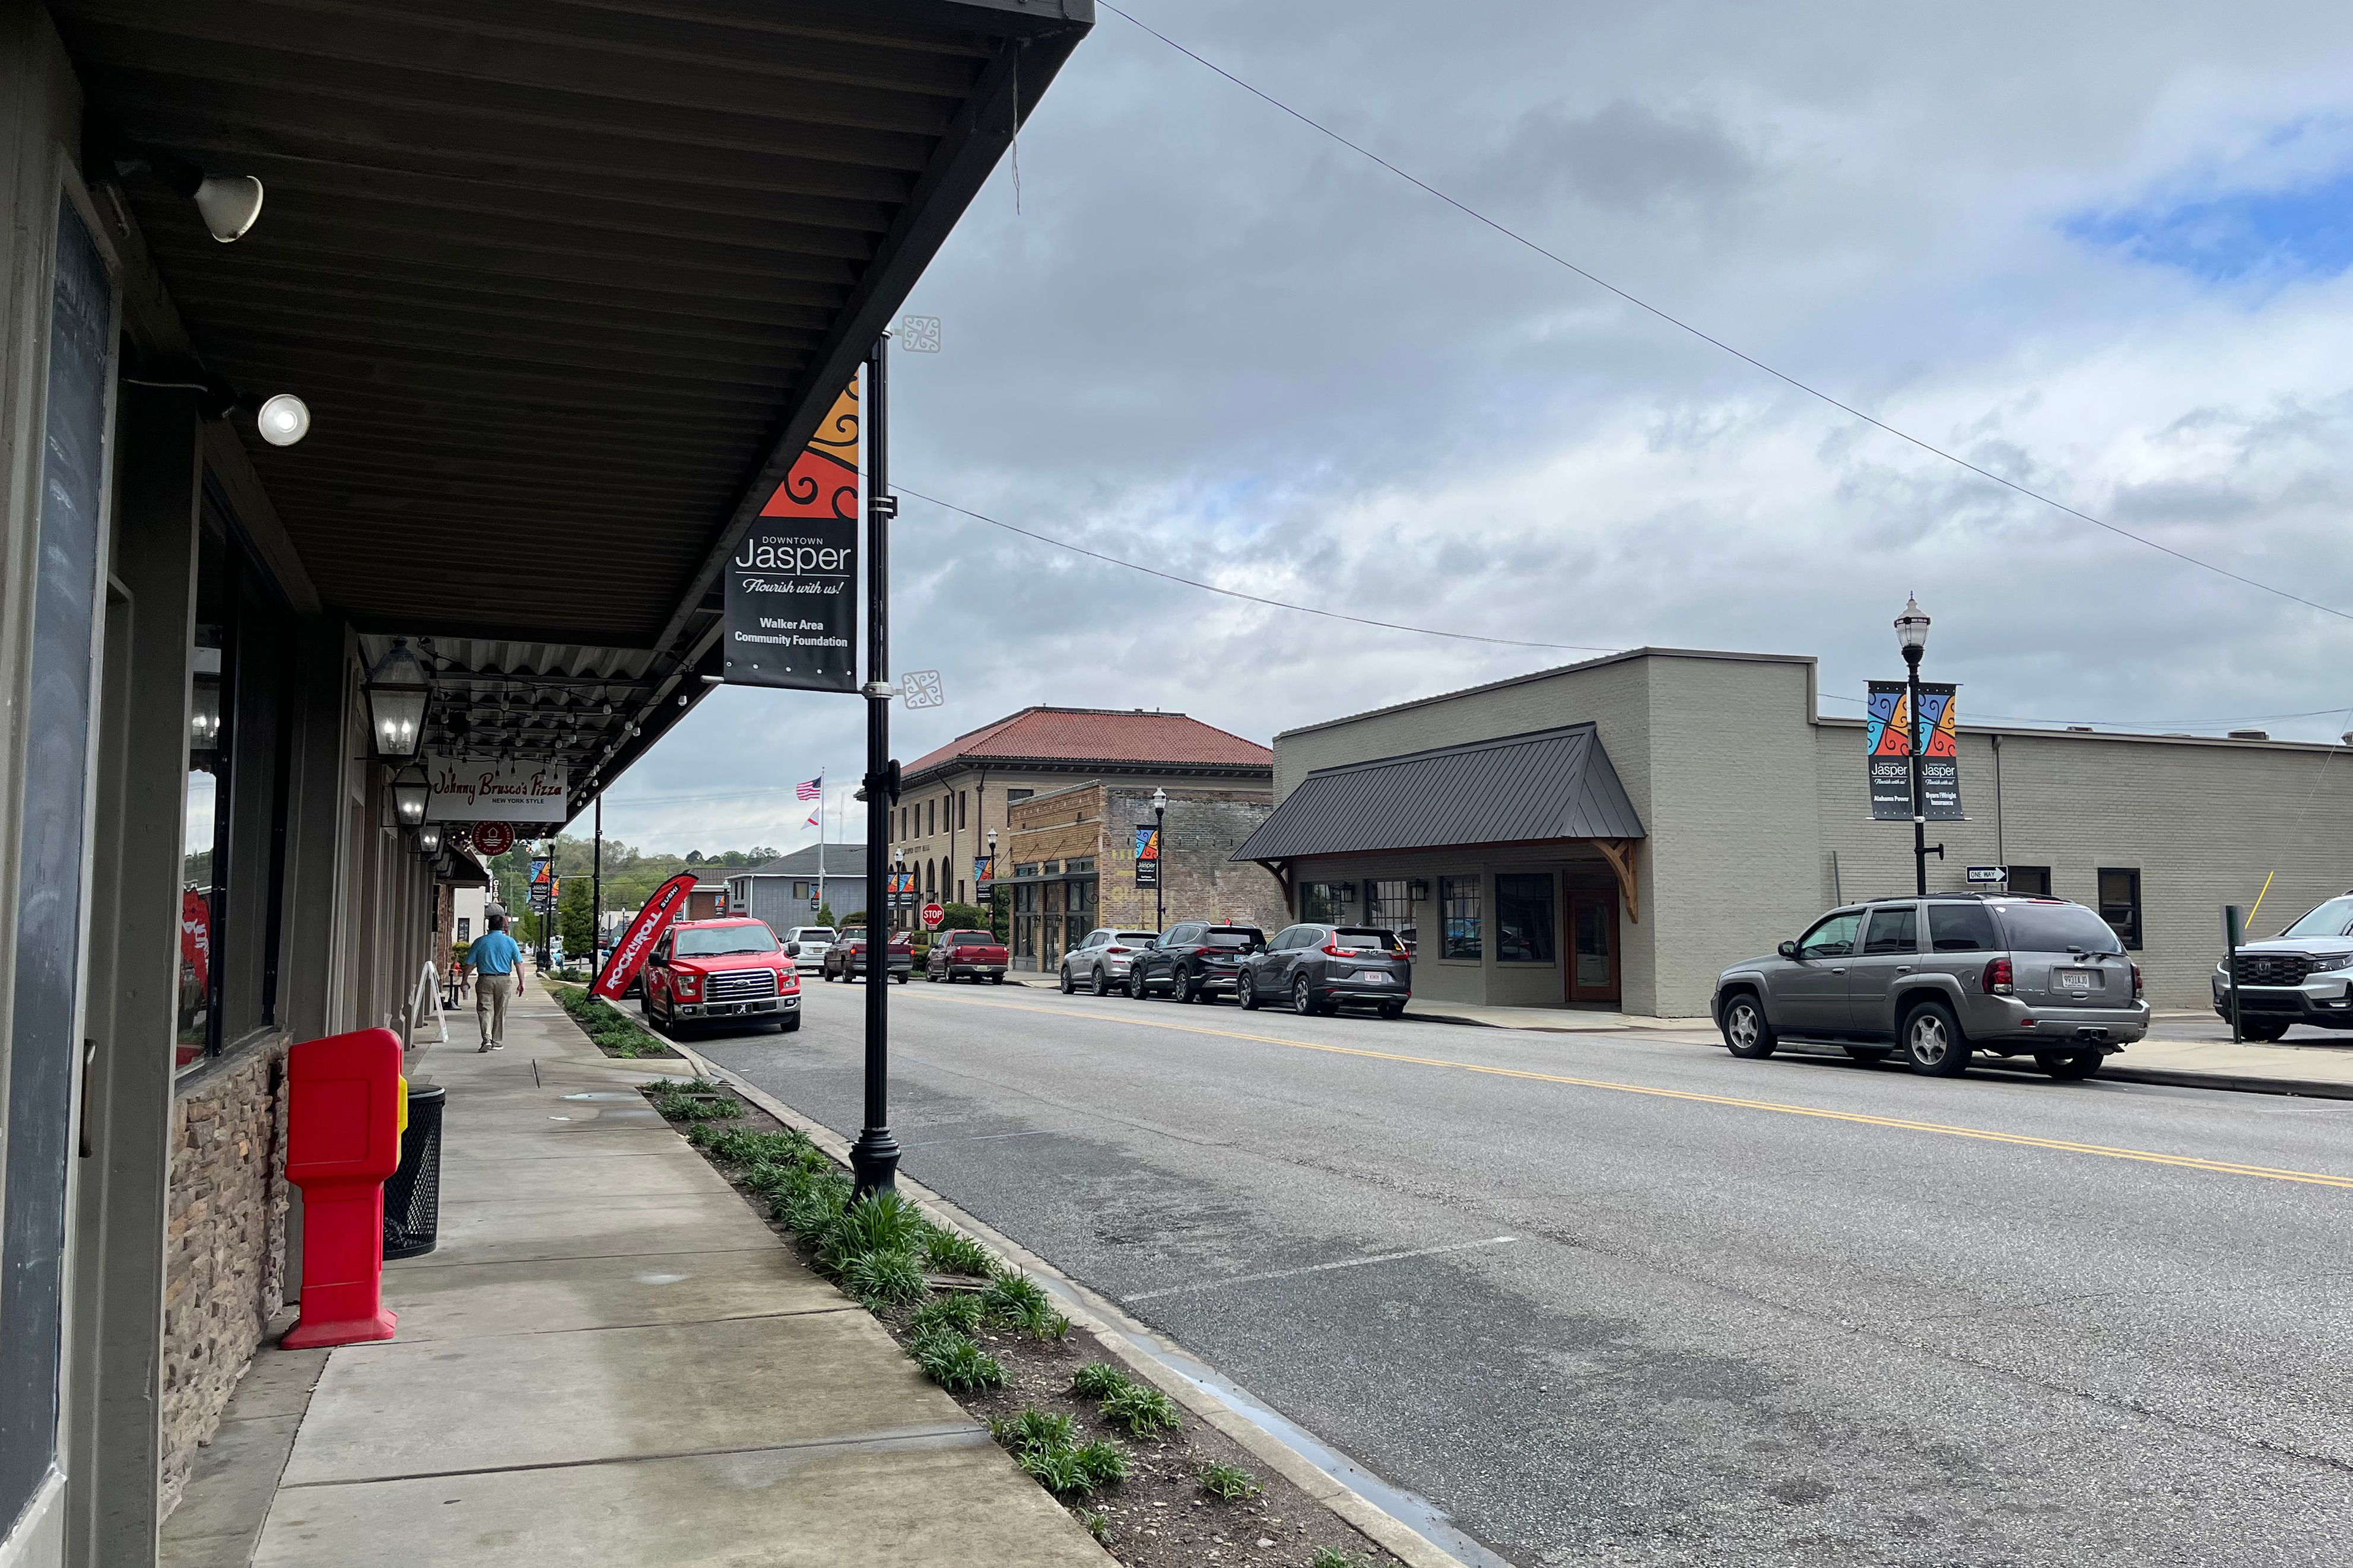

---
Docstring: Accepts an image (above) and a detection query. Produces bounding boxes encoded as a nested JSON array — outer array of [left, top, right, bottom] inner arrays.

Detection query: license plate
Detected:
[[1356, 972, 1390, 983], [2057, 970, 2095, 994]]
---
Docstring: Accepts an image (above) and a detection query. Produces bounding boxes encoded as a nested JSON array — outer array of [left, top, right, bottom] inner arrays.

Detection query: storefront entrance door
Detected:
[[1567, 889, 1619, 1003]]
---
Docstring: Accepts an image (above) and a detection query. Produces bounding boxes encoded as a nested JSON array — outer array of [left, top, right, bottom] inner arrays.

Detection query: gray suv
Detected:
[[2211, 892, 2353, 1040], [1713, 894, 2148, 1080]]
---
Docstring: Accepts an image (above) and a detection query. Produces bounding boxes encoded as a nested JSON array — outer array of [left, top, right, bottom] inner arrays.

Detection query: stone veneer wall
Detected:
[[159, 1039, 290, 1515]]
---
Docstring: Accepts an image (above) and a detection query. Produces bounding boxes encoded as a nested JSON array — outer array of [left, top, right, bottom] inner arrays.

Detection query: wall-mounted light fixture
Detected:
[[365, 639, 433, 760], [390, 763, 431, 828], [417, 822, 444, 855], [1406, 879, 1430, 902], [110, 146, 264, 241]]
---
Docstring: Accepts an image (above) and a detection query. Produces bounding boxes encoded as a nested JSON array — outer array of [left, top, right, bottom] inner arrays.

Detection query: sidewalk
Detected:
[[1405, 1000, 2353, 1098], [161, 980, 1110, 1567]]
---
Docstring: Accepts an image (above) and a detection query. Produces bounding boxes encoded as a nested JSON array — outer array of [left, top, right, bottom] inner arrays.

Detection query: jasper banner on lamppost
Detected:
[[1865, 680, 1964, 821], [726, 374, 860, 692]]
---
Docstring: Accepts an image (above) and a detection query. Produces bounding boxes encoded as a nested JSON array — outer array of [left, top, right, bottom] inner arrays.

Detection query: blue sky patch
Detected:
[[2069, 166, 2353, 284]]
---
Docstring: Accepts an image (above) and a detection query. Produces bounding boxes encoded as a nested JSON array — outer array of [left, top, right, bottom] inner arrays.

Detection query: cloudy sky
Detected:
[[599, 0, 2353, 854]]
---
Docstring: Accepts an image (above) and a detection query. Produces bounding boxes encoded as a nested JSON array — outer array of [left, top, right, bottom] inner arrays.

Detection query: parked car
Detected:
[[1060, 928, 1161, 994], [640, 917, 801, 1035], [929, 929, 1009, 984], [783, 926, 836, 966], [2211, 890, 2353, 1040], [1237, 924, 1412, 1017], [1127, 922, 1265, 1003], [1711, 893, 2146, 1080], [823, 932, 912, 983]]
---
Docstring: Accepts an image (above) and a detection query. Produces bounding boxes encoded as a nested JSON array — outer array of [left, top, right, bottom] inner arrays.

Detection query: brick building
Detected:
[[1005, 783, 1287, 971], [888, 707, 1275, 925]]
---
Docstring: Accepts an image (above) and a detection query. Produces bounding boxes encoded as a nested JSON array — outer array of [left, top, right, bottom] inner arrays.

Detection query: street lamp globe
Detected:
[[1894, 594, 1930, 661], [1151, 786, 1168, 812]]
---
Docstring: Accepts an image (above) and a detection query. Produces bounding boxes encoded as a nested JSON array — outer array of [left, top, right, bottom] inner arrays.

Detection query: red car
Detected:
[[641, 917, 801, 1034]]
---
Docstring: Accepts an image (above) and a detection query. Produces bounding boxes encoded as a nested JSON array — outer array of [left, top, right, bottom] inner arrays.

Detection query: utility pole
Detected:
[[850, 332, 900, 1200]]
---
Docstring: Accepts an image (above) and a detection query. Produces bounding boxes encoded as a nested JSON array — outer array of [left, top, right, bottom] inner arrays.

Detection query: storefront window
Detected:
[[1365, 879, 1415, 951], [1495, 874, 1555, 963], [1440, 876, 1481, 960], [1301, 882, 1341, 924], [1012, 881, 1041, 964]]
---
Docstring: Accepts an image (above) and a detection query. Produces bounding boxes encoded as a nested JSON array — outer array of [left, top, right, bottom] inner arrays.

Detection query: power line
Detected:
[[1101, 2, 2353, 629], [896, 485, 1623, 654]]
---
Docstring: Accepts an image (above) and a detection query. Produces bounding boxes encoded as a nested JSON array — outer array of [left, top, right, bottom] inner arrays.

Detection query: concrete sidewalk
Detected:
[[163, 979, 1110, 1567], [1405, 1000, 2353, 1097]]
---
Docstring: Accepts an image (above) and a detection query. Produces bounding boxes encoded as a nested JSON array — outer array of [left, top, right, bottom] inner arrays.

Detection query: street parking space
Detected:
[[702, 979, 2353, 1568]]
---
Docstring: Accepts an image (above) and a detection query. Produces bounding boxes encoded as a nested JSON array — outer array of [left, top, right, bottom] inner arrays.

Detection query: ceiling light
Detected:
[[364, 638, 432, 761], [255, 392, 310, 446], [192, 174, 265, 243]]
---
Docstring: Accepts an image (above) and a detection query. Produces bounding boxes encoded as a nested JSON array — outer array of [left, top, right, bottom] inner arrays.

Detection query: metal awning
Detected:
[[53, 0, 1091, 809], [1236, 724, 1646, 860]]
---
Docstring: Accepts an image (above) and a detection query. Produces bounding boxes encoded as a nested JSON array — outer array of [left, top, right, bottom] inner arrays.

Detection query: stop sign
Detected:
[[920, 902, 945, 930]]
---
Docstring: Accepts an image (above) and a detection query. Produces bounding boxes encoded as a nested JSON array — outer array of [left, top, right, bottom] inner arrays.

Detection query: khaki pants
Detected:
[[477, 972, 514, 1047]]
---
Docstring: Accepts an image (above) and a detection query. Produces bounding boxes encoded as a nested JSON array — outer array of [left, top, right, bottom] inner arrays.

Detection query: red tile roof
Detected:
[[903, 708, 1272, 779]]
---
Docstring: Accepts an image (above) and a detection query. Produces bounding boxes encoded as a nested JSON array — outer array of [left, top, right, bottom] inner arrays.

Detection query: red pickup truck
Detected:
[[926, 929, 1009, 984], [641, 917, 802, 1034]]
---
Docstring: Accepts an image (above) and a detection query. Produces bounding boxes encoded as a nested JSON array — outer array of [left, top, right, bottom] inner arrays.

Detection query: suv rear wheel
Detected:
[[1720, 994, 1775, 1058], [2035, 1048, 2103, 1081], [1902, 1000, 1969, 1076]]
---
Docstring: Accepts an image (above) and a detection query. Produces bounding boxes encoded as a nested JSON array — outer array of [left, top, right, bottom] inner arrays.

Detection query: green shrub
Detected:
[[923, 1228, 998, 1277], [909, 1294, 985, 1338], [1310, 1552, 1364, 1568], [913, 1328, 1005, 1392], [815, 1190, 931, 1276], [773, 1168, 852, 1235], [644, 1081, 739, 1121], [1002, 1408, 1071, 1455], [1100, 1382, 1180, 1439], [1020, 1445, 1099, 1497], [840, 1246, 926, 1309], [1071, 1441, 1130, 1488], [1070, 1363, 1131, 1401], [1199, 1462, 1260, 1501], [981, 1272, 1055, 1333]]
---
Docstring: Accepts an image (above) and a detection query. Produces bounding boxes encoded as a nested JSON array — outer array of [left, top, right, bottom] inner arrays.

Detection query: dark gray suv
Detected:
[[1713, 894, 2148, 1080]]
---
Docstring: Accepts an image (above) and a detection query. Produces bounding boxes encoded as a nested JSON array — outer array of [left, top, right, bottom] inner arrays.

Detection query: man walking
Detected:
[[469, 911, 523, 1052]]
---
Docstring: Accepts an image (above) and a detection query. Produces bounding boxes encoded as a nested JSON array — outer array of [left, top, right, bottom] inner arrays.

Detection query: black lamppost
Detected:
[[1151, 786, 1167, 931], [1895, 594, 1935, 897], [849, 330, 900, 1200]]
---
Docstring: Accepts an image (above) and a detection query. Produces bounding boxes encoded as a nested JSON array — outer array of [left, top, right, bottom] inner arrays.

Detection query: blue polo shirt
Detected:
[[470, 930, 522, 975]]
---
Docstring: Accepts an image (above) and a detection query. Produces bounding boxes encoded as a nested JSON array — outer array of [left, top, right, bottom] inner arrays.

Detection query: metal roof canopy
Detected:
[[54, 0, 1090, 811], [1234, 724, 1647, 863]]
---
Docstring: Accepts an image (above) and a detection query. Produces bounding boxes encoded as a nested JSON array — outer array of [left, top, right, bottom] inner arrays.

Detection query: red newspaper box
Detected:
[[282, 1027, 405, 1348]]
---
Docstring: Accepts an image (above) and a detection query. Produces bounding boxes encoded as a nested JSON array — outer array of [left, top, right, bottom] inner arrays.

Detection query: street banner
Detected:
[[593, 871, 699, 1001], [1134, 824, 1160, 887], [426, 755, 567, 822], [1865, 681, 1964, 822], [726, 374, 860, 692]]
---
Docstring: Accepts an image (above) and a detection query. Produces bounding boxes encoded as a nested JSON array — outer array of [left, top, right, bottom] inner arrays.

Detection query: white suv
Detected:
[[2213, 893, 2353, 1041], [783, 926, 836, 965]]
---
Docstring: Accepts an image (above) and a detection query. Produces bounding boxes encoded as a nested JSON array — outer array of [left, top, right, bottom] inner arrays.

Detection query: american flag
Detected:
[[795, 777, 823, 802]]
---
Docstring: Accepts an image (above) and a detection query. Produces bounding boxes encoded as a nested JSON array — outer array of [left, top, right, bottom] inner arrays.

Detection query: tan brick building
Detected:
[[1005, 783, 1287, 971], [887, 707, 1275, 942]]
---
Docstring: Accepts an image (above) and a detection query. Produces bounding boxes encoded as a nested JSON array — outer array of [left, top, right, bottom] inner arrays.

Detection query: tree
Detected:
[[939, 901, 987, 932], [816, 904, 837, 926], [843, 909, 866, 927], [558, 874, 594, 959]]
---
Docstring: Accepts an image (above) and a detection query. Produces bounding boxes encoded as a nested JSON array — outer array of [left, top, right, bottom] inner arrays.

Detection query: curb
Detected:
[[673, 1042, 1477, 1568]]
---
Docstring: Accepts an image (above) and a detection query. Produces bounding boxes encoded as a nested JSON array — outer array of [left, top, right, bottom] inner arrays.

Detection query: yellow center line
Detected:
[[895, 988, 2353, 1191]]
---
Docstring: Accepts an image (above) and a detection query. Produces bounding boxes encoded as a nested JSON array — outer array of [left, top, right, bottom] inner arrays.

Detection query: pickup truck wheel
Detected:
[[1091, 967, 1110, 997], [1843, 1046, 1891, 1064], [894, 972, 908, 984], [1720, 994, 1776, 1058], [990, 973, 1004, 985], [1129, 969, 1149, 1000], [780, 1016, 801, 1033], [1902, 1001, 1970, 1076], [1059, 965, 1075, 994], [2035, 1049, 2102, 1081]]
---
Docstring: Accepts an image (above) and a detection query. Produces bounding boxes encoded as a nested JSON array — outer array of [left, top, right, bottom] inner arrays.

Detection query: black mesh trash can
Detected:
[[383, 1083, 445, 1260]]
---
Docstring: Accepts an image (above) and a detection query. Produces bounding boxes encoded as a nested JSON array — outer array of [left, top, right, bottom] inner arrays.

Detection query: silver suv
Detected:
[[1713, 894, 2148, 1080], [2211, 892, 2353, 1041]]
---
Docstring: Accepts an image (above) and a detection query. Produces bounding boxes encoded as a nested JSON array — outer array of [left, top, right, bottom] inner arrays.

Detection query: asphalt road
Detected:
[[696, 978, 2353, 1568]]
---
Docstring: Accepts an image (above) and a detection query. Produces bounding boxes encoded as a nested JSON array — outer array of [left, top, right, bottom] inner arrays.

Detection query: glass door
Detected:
[[1568, 889, 1619, 1003]]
